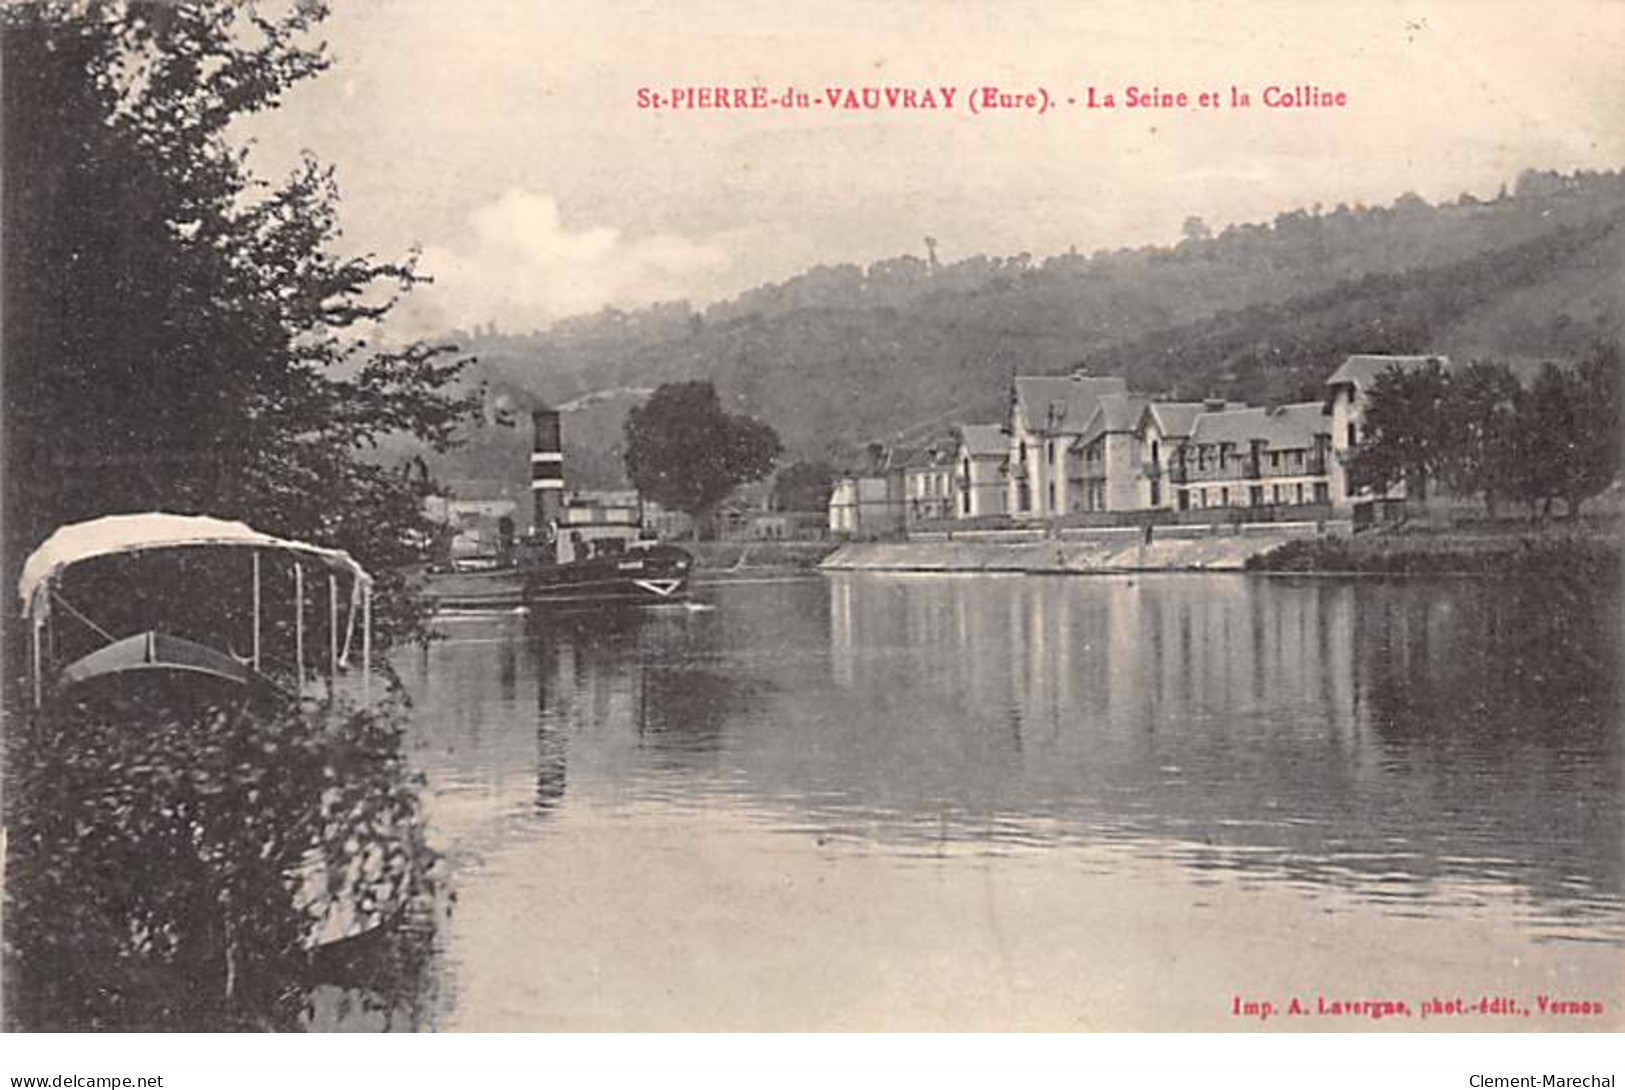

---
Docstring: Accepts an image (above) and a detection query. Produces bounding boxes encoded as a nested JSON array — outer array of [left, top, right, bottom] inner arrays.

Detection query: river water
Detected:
[[395, 571, 1621, 1030]]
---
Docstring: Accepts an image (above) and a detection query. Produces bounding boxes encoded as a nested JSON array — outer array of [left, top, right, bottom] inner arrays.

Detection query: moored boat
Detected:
[[19, 512, 376, 708], [18, 513, 400, 950]]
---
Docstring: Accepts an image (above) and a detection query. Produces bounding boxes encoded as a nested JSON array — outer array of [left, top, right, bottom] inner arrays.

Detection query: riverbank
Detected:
[[686, 540, 839, 571], [1246, 526, 1621, 579], [821, 525, 1320, 573]]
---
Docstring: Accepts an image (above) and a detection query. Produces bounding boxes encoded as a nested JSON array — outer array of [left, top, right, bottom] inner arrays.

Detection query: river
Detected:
[[393, 571, 1621, 1030]]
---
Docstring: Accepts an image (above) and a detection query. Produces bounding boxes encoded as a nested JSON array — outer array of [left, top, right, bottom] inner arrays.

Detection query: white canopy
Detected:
[[19, 512, 371, 618]]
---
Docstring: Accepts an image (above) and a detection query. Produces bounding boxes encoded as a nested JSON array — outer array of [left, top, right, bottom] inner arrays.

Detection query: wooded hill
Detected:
[[422, 168, 1625, 491]]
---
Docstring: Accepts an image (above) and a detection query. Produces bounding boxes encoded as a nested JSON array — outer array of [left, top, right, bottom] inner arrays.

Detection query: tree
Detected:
[[623, 382, 781, 537], [3, 5, 458, 1027], [1558, 340, 1622, 517], [771, 461, 837, 512], [1513, 363, 1581, 521], [1348, 359, 1451, 501], [1, 1, 476, 641], [1440, 360, 1521, 515]]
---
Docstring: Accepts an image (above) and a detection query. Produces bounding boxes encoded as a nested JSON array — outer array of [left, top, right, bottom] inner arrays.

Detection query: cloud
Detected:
[[406, 190, 732, 332]]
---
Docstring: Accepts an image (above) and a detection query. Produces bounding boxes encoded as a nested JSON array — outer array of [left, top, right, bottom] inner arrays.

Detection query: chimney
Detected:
[[531, 408, 564, 531]]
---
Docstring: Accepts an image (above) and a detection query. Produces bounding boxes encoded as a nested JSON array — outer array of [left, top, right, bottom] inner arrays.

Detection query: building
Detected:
[[1171, 402, 1332, 512], [744, 510, 827, 539], [424, 481, 522, 566], [1323, 354, 1450, 513], [1005, 371, 1130, 518], [836, 352, 1450, 533], [1070, 392, 1149, 512], [829, 471, 903, 538], [1133, 401, 1207, 510], [953, 424, 1009, 519], [900, 441, 957, 528], [640, 499, 695, 541]]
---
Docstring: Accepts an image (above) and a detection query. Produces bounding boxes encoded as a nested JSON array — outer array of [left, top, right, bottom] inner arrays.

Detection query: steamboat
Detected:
[[422, 407, 692, 612]]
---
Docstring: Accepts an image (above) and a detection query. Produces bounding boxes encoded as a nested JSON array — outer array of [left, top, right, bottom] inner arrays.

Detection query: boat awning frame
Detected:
[[19, 512, 371, 619]]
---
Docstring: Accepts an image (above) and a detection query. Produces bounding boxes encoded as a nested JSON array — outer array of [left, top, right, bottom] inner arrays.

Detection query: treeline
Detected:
[[1351, 345, 1621, 519], [458, 167, 1625, 344], [430, 166, 1625, 481], [1071, 216, 1623, 408]]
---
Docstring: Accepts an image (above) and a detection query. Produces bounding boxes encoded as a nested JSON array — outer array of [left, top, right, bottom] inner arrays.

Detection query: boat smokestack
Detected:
[[531, 408, 564, 533]]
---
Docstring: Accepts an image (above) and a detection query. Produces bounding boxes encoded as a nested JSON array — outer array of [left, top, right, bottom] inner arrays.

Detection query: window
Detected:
[[1346, 422, 1358, 448], [1219, 487, 1229, 506], [1291, 450, 1303, 467], [1178, 489, 1190, 511], [1273, 485, 1283, 504], [1314, 482, 1329, 504], [1150, 440, 1160, 465], [1269, 451, 1280, 469], [1250, 485, 1264, 506], [1295, 483, 1304, 505]]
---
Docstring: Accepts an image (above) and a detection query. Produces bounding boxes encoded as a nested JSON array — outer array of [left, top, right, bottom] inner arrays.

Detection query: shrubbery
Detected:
[[1247, 533, 1621, 580], [3, 692, 440, 1030]]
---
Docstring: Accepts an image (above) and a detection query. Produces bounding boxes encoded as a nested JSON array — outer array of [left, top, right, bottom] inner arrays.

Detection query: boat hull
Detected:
[[420, 546, 692, 611], [527, 545, 691, 607]]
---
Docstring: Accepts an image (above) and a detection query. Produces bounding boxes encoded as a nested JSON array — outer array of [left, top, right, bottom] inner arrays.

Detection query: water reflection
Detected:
[[405, 575, 1621, 947]]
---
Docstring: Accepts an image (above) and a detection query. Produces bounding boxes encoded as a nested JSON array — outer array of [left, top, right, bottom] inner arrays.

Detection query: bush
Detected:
[[3, 691, 440, 1030]]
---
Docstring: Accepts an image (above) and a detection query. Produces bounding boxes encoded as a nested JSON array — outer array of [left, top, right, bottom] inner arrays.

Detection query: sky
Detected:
[[238, 0, 1625, 334]]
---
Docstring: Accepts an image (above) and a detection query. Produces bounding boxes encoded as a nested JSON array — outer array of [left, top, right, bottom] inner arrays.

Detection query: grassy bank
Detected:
[[1247, 525, 1621, 580], [684, 540, 839, 571]]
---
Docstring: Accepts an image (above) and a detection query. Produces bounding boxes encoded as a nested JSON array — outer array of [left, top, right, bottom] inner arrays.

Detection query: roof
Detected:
[[956, 424, 1008, 458], [1078, 393, 1149, 446], [1013, 374, 1129, 434], [894, 443, 954, 471], [1324, 354, 1449, 391], [1188, 401, 1329, 449], [1141, 401, 1206, 439], [20, 513, 370, 617]]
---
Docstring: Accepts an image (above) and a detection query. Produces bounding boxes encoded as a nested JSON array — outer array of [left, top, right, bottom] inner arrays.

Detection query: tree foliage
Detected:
[[1437, 360, 1522, 513], [1349, 344, 1621, 519], [1561, 341, 1623, 514], [1348, 359, 1451, 499], [623, 382, 781, 532], [6, 692, 440, 1030], [1, 1, 477, 641], [1, 1, 457, 1030], [770, 460, 838, 512]]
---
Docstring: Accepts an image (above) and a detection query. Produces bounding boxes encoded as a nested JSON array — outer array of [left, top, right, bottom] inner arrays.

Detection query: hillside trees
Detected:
[[623, 381, 781, 537], [1, 1, 476, 636]]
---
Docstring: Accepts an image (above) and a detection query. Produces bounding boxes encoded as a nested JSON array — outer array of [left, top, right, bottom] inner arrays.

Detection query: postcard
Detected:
[[3, 0, 1621, 1046]]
